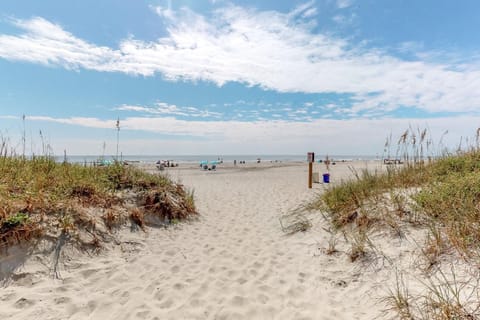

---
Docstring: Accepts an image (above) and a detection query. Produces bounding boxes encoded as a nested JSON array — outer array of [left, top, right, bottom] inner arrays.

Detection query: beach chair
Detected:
[[156, 160, 166, 171]]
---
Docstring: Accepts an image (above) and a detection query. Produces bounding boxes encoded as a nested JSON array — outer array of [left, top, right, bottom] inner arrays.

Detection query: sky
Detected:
[[1, 0, 480, 156]]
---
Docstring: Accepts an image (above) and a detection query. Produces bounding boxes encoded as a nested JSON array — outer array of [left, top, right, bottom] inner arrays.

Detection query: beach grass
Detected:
[[0, 156, 197, 251], [311, 150, 480, 260], [308, 128, 480, 319]]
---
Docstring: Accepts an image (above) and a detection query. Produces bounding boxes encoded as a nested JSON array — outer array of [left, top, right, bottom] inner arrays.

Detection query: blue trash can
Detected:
[[323, 173, 330, 183]]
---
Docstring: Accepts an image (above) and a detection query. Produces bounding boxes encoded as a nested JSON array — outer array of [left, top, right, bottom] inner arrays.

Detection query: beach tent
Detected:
[[200, 160, 218, 170]]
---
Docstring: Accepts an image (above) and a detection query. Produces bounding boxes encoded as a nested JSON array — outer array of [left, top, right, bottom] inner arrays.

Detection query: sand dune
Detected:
[[1, 161, 427, 319]]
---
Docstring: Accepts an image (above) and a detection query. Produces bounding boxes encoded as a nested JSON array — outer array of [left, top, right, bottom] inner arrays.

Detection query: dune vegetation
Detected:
[[308, 129, 480, 319], [0, 155, 196, 253]]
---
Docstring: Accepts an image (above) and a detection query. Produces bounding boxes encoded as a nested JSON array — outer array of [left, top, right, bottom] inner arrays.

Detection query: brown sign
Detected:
[[307, 152, 315, 163]]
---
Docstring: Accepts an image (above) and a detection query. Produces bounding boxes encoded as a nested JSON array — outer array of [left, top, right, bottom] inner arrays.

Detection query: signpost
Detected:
[[307, 152, 314, 188]]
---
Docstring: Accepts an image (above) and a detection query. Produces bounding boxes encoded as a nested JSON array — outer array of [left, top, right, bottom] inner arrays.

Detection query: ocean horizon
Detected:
[[54, 154, 381, 164]]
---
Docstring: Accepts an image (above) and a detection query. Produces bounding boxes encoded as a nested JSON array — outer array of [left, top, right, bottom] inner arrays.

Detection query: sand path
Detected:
[[1, 163, 385, 319]]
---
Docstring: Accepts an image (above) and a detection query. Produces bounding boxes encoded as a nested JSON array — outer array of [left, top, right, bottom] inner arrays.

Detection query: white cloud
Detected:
[[289, 1, 317, 18], [332, 15, 345, 24], [0, 115, 18, 120], [28, 115, 117, 128], [336, 0, 353, 9], [332, 14, 355, 25], [150, 3, 174, 20], [0, 18, 120, 71], [115, 102, 222, 118], [17, 114, 480, 155], [115, 105, 152, 113], [0, 5, 480, 115], [302, 7, 318, 18]]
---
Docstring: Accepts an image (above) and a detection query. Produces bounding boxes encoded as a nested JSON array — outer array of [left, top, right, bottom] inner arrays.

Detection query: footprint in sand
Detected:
[[79, 268, 99, 278], [0, 292, 17, 302], [257, 293, 269, 304], [287, 285, 306, 298], [14, 297, 35, 309], [165, 250, 176, 257], [158, 297, 174, 309], [154, 290, 164, 301], [118, 291, 130, 305], [86, 300, 98, 313], [259, 284, 273, 292], [135, 310, 150, 319], [173, 282, 184, 290], [230, 295, 247, 307], [298, 272, 310, 283], [189, 298, 203, 307], [54, 296, 71, 304], [208, 266, 216, 274], [143, 283, 157, 294]]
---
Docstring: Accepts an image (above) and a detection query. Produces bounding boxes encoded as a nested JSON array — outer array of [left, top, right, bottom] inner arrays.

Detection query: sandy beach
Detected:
[[0, 160, 436, 319], [3, 0, 480, 318]]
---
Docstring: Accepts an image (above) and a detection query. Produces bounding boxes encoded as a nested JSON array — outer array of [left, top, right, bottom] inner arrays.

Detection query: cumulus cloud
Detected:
[[1, 4, 480, 114]]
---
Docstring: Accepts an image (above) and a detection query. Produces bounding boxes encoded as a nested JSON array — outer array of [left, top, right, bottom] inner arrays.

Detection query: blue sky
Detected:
[[1, 0, 480, 155]]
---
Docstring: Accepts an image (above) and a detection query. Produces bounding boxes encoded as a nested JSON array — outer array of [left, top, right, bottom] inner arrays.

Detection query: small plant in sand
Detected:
[[102, 209, 123, 231], [279, 206, 312, 235], [59, 214, 75, 233], [2, 213, 29, 229], [326, 234, 339, 255], [421, 224, 448, 271], [383, 272, 414, 320], [384, 268, 480, 320], [348, 230, 369, 262], [130, 208, 146, 231]]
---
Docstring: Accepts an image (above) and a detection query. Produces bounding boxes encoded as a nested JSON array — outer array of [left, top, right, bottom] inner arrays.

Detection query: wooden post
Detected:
[[307, 152, 314, 189], [308, 162, 313, 189]]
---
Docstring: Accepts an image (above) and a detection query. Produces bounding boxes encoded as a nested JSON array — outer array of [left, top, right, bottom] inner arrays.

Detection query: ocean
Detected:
[[54, 154, 380, 164]]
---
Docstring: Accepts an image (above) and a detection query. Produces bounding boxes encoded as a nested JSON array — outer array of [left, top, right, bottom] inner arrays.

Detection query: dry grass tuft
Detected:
[[0, 214, 42, 249], [382, 272, 415, 320], [102, 209, 122, 231], [279, 206, 312, 235], [143, 185, 196, 222], [384, 268, 480, 320], [130, 208, 146, 231]]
